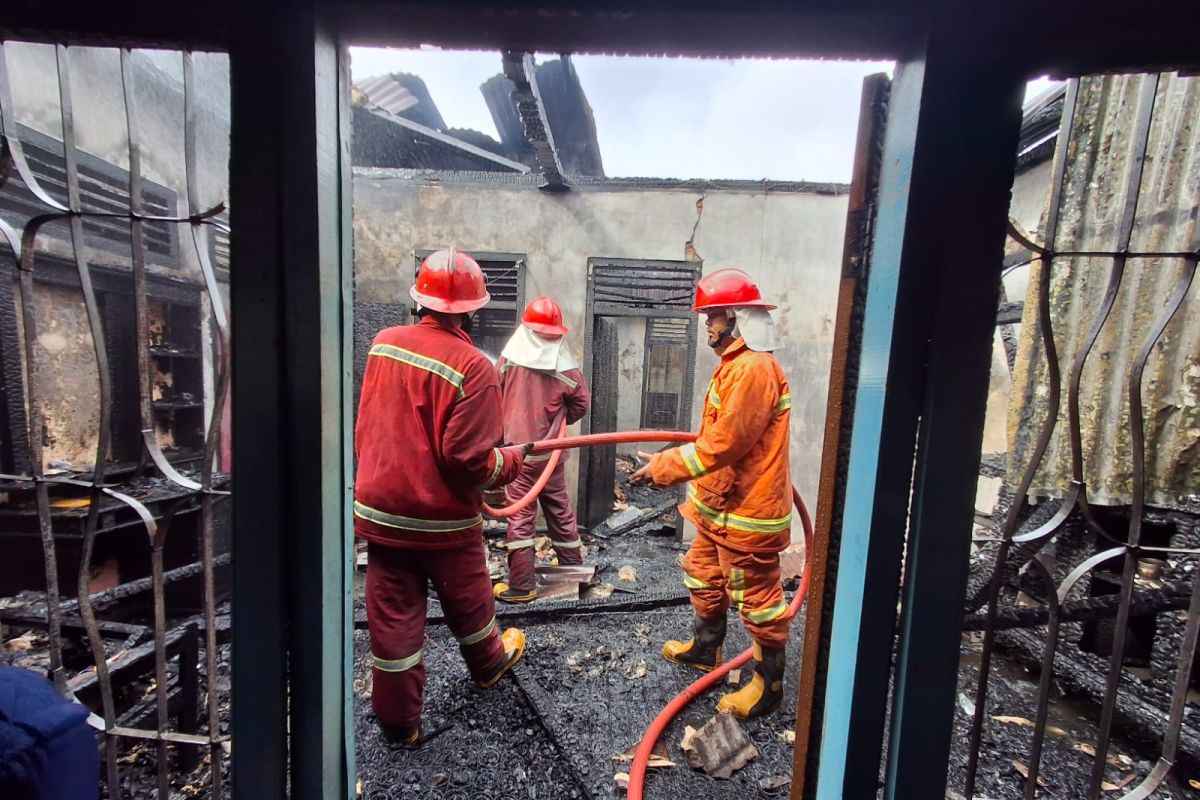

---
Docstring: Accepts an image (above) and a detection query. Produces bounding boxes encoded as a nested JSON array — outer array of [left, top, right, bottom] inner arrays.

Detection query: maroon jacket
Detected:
[[497, 357, 590, 459], [355, 317, 524, 549]]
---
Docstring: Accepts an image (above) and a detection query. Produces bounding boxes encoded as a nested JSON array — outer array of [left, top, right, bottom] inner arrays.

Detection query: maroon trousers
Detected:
[[504, 459, 583, 591], [366, 541, 505, 732]]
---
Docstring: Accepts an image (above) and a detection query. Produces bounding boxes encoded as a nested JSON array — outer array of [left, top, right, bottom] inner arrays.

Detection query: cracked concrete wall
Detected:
[[353, 175, 848, 509]]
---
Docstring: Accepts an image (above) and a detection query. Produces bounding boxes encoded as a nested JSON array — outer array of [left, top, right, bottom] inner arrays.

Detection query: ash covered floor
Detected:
[[354, 529, 805, 799], [944, 648, 1197, 799], [349, 465, 1192, 799], [353, 528, 1195, 800]]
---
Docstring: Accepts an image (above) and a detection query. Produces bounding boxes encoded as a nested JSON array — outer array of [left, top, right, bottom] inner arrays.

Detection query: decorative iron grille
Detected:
[[958, 73, 1200, 800], [0, 43, 231, 799]]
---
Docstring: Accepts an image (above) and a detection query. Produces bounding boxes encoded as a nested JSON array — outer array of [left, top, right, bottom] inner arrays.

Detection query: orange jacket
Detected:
[[648, 338, 792, 553]]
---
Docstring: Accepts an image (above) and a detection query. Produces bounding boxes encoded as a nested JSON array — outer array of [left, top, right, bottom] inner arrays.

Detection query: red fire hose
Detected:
[[482, 417, 568, 518], [629, 485, 812, 800], [487, 428, 814, 800], [482, 426, 693, 518]]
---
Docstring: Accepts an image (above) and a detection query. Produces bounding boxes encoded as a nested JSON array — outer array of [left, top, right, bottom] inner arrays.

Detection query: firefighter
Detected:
[[631, 268, 793, 720], [355, 248, 529, 745], [492, 296, 591, 603]]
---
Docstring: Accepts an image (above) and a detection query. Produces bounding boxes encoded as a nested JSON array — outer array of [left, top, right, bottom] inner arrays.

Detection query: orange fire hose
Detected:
[[487, 428, 814, 800], [482, 427, 693, 517]]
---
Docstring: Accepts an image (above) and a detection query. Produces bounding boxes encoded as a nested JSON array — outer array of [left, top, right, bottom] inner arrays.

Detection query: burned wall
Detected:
[[11, 283, 102, 469], [352, 172, 849, 509], [614, 316, 647, 454], [4, 43, 231, 243], [970, 155, 1055, 523], [1, 44, 230, 472]]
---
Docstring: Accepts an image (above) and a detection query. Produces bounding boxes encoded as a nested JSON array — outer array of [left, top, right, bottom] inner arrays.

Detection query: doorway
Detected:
[[577, 256, 701, 529]]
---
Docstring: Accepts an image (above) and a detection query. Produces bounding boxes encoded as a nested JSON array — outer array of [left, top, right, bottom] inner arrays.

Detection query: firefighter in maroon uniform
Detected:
[[355, 248, 529, 744], [492, 296, 591, 603]]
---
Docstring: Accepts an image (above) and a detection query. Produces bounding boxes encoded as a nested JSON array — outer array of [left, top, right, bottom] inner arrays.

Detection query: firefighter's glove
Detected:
[[499, 444, 529, 473], [630, 450, 659, 486]]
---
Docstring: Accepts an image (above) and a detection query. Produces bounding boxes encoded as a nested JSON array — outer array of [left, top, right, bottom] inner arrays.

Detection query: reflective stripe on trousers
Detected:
[[372, 650, 421, 673], [456, 616, 496, 646]]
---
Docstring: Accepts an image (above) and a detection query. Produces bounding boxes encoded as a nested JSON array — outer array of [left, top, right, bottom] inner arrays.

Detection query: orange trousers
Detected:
[[682, 528, 793, 648]]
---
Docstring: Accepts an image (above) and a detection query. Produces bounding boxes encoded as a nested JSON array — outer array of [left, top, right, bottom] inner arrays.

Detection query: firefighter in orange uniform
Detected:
[[632, 268, 794, 719], [355, 248, 529, 745], [493, 296, 591, 603]]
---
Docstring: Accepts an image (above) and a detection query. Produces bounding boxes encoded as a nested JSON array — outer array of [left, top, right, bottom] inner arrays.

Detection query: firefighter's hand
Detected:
[[497, 444, 529, 475], [630, 451, 657, 485]]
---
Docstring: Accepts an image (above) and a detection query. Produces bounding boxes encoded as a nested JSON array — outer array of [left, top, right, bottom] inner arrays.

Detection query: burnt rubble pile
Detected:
[[959, 491, 1200, 794]]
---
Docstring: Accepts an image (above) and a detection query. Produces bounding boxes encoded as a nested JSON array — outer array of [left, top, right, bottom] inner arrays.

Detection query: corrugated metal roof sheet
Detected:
[[1008, 72, 1200, 511], [356, 74, 418, 116]]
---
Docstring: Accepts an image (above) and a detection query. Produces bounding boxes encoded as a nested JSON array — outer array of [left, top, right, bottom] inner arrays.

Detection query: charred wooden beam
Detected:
[[962, 583, 1189, 631], [0, 610, 148, 640], [69, 627, 186, 702], [999, 626, 1200, 760], [58, 552, 232, 615], [67, 613, 229, 703], [996, 300, 1024, 325], [501, 51, 567, 191]]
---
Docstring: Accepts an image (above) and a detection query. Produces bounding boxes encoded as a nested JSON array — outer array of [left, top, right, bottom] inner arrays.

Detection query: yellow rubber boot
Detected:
[[717, 643, 786, 719], [661, 614, 726, 673], [494, 582, 537, 604], [476, 628, 526, 689]]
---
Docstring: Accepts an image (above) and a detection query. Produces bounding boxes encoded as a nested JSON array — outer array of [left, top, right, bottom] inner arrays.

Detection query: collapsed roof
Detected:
[[352, 54, 605, 186]]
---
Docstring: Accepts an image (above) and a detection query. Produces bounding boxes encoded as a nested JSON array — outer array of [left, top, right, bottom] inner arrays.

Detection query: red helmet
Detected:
[[410, 248, 491, 314], [693, 268, 776, 312], [521, 295, 568, 336]]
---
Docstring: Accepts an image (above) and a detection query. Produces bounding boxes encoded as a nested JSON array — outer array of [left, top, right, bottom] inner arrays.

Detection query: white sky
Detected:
[[350, 47, 1056, 184]]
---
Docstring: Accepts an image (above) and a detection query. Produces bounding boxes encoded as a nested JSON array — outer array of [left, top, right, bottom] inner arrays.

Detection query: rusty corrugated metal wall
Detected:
[[1008, 72, 1200, 510]]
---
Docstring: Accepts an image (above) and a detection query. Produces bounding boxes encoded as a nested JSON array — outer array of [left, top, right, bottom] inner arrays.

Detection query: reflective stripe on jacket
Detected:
[[354, 316, 522, 549], [648, 338, 792, 554]]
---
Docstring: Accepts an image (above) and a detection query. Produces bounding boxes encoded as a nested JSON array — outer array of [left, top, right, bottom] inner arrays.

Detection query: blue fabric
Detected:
[[0, 666, 98, 800]]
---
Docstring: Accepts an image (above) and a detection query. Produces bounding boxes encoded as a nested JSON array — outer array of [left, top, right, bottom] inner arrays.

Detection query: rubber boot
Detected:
[[382, 723, 452, 751], [475, 628, 526, 688], [493, 582, 537, 604], [661, 614, 726, 673], [717, 643, 785, 719], [381, 725, 421, 750]]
